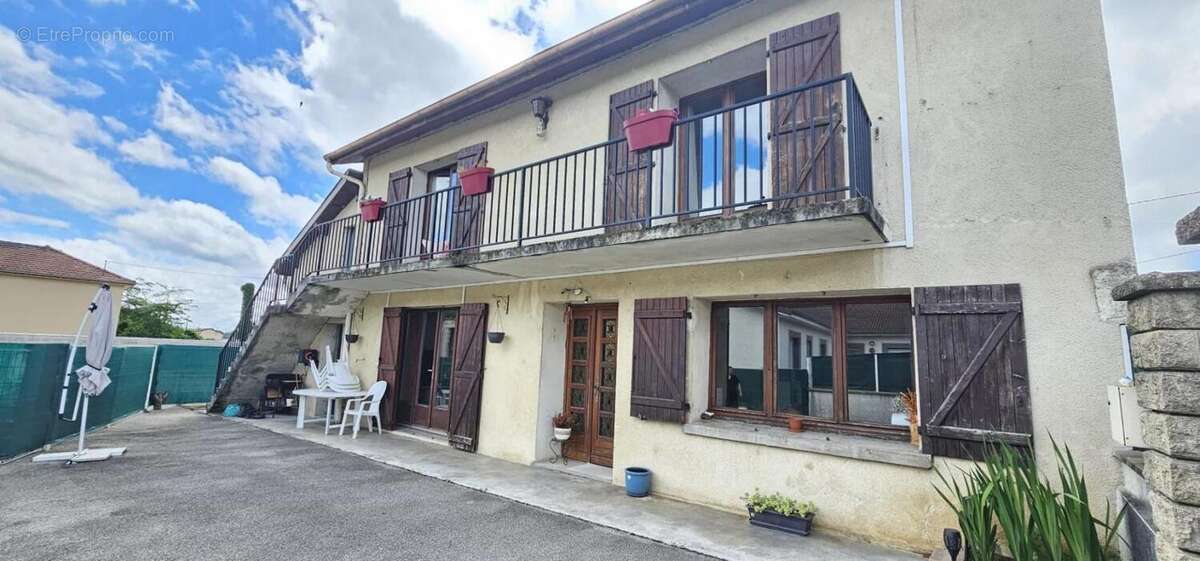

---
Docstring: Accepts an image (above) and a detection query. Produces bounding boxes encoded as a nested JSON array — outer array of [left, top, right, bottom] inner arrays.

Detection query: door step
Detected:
[[386, 425, 448, 446]]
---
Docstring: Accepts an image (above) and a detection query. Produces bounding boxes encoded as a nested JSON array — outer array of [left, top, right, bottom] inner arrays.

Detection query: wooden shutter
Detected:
[[914, 284, 1032, 460], [376, 307, 403, 430], [630, 297, 688, 423], [451, 143, 487, 253], [604, 81, 655, 232], [448, 302, 488, 451], [769, 13, 843, 206], [382, 168, 411, 261]]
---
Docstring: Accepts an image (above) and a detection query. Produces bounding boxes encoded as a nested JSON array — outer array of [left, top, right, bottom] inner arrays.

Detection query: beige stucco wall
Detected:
[[0, 274, 128, 336], [312, 0, 1131, 553]]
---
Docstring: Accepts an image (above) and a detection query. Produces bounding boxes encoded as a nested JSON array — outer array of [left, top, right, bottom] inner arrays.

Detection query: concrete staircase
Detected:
[[209, 283, 365, 411]]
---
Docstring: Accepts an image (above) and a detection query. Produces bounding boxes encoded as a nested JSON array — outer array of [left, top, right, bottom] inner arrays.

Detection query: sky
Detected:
[[0, 1, 1194, 332]]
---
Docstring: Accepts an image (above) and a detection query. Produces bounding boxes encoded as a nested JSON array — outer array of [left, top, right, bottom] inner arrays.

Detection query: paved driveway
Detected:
[[0, 409, 708, 561]]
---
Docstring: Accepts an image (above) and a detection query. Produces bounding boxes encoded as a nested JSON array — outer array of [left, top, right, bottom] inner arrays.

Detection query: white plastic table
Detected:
[[293, 388, 368, 434]]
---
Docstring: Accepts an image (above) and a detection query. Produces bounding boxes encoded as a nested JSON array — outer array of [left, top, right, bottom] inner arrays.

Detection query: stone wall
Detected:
[[1115, 272, 1200, 561]]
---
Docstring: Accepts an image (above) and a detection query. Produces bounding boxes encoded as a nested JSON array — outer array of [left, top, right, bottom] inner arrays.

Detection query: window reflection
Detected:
[[845, 302, 915, 425], [713, 305, 764, 411], [776, 304, 833, 419]]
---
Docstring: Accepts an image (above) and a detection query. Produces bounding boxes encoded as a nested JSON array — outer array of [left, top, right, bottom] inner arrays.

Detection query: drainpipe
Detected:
[[325, 159, 367, 200], [894, 0, 915, 248]]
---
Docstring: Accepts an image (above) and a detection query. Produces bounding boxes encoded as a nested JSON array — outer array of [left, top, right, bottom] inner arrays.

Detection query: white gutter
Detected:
[[325, 160, 367, 200], [894, 0, 915, 248]]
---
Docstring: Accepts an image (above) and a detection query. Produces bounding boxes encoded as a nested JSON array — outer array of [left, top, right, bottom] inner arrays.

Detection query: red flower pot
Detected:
[[359, 198, 385, 222], [460, 166, 494, 196], [623, 108, 678, 151]]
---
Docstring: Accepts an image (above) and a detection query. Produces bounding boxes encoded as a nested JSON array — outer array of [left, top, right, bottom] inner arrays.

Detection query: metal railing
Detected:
[[215, 73, 872, 390]]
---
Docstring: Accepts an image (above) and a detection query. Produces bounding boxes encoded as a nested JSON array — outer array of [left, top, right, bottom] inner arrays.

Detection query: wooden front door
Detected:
[[397, 308, 458, 432], [564, 305, 618, 466]]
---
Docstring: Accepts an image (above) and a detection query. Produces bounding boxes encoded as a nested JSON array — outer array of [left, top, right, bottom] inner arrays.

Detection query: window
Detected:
[[422, 165, 459, 255], [679, 72, 767, 216], [709, 298, 915, 437]]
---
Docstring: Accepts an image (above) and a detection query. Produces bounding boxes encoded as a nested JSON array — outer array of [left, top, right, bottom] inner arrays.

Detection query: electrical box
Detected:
[[1108, 384, 1145, 448]]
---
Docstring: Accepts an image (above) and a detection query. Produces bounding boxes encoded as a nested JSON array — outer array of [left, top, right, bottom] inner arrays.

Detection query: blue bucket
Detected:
[[625, 467, 651, 497]]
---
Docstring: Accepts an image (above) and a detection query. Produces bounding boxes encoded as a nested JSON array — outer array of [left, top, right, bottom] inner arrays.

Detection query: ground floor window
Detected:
[[710, 297, 914, 437]]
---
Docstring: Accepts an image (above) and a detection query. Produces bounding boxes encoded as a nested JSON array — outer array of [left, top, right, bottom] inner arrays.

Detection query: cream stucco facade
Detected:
[[283, 0, 1132, 553], [0, 274, 129, 336]]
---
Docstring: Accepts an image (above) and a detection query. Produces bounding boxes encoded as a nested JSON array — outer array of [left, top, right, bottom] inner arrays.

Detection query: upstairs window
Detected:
[[679, 72, 767, 217]]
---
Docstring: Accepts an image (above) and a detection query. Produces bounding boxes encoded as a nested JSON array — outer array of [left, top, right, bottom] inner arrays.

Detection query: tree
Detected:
[[116, 281, 200, 339]]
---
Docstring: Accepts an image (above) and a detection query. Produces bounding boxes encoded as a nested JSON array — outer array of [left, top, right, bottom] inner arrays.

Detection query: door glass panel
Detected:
[[601, 366, 615, 388], [776, 304, 834, 419], [845, 302, 915, 425], [601, 342, 616, 363], [570, 389, 585, 407], [682, 90, 724, 215], [571, 365, 587, 385], [573, 318, 589, 338], [600, 391, 614, 413], [434, 311, 457, 409], [713, 305, 765, 411], [572, 342, 588, 361], [602, 319, 616, 338], [598, 416, 614, 438], [416, 313, 437, 406]]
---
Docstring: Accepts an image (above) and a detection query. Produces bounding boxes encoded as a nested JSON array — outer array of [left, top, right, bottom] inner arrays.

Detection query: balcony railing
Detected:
[[215, 73, 872, 390]]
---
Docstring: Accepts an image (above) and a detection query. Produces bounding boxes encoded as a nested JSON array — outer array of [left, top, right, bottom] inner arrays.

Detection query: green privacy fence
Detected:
[[0, 342, 221, 460]]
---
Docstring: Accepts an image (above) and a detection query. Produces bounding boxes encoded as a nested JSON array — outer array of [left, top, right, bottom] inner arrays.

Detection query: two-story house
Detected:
[[211, 0, 1134, 551]]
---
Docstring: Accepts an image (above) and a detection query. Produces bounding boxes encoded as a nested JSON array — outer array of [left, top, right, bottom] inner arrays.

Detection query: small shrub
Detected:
[[551, 411, 578, 429], [742, 489, 816, 518]]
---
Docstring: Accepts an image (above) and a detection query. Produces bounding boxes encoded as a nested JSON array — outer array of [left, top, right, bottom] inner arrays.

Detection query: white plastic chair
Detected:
[[308, 358, 331, 390], [340, 381, 386, 438]]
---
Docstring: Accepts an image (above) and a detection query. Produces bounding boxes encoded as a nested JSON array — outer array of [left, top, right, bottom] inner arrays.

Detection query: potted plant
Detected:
[[623, 108, 678, 151], [487, 331, 505, 344], [459, 163, 495, 196], [743, 489, 817, 536], [150, 391, 169, 410], [787, 417, 804, 433], [552, 411, 577, 441], [359, 197, 386, 222]]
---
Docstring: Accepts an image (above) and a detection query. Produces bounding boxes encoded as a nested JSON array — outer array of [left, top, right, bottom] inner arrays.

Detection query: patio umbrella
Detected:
[[33, 284, 128, 465]]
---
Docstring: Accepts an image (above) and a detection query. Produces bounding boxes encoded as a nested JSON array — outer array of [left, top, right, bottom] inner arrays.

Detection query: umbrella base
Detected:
[[32, 447, 126, 464]]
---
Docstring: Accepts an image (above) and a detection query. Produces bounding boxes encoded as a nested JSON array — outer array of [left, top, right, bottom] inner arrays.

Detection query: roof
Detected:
[[324, 0, 747, 165], [0, 240, 135, 285]]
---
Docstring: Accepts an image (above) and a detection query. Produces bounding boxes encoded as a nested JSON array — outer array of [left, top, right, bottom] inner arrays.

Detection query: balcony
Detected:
[[281, 74, 885, 293]]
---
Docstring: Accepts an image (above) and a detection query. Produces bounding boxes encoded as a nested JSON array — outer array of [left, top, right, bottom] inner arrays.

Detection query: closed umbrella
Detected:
[[33, 285, 128, 465]]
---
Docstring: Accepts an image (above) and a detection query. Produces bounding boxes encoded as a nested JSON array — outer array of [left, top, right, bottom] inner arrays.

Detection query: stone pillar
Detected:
[[1114, 272, 1200, 561]]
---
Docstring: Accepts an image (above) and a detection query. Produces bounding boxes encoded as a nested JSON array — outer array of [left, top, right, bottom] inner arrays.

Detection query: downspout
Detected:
[[325, 159, 368, 200], [894, 0, 915, 248]]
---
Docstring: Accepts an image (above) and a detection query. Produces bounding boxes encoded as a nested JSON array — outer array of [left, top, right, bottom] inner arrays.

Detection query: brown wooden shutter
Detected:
[[769, 13, 843, 206], [448, 302, 488, 451], [630, 297, 688, 423], [914, 284, 1032, 460], [451, 143, 487, 253], [382, 168, 411, 261], [604, 81, 655, 232], [376, 307, 403, 430]]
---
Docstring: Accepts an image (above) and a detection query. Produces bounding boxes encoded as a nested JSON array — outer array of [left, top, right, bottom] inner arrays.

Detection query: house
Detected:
[[211, 0, 1134, 551], [194, 328, 226, 341], [0, 240, 134, 336]]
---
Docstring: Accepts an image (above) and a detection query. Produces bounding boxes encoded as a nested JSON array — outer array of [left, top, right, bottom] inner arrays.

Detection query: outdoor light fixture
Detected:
[[530, 96, 553, 137]]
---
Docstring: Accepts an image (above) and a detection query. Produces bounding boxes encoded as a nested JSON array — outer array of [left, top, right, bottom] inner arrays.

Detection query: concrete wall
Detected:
[[311, 0, 1132, 553], [0, 274, 128, 336]]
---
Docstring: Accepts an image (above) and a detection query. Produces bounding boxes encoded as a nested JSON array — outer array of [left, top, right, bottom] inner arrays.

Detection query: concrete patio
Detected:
[[234, 411, 923, 561]]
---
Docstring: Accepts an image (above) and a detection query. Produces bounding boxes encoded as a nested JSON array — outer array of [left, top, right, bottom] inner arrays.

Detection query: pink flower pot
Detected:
[[459, 166, 494, 196], [623, 108, 678, 151], [359, 198, 385, 222]]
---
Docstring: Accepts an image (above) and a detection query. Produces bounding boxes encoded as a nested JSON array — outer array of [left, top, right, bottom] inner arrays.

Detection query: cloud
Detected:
[[168, 0, 199, 12], [0, 26, 104, 98], [206, 156, 319, 227], [0, 207, 70, 229], [153, 82, 236, 149], [96, 34, 172, 70], [118, 131, 190, 170], [102, 115, 129, 134]]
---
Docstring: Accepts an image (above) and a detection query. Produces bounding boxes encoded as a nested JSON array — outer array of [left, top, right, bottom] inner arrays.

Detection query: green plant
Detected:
[[1053, 439, 1123, 561], [742, 489, 816, 518], [982, 446, 1036, 561], [935, 465, 998, 561]]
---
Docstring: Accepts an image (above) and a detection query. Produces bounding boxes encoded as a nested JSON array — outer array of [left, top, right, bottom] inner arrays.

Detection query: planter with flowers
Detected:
[[552, 411, 578, 441], [743, 490, 817, 536]]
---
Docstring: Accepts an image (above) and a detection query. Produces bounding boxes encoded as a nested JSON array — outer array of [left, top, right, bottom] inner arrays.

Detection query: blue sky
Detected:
[[0, 0, 1194, 331]]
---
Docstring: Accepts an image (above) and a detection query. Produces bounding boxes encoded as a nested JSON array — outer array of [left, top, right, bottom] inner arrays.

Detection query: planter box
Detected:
[[748, 509, 814, 536], [360, 198, 385, 222], [623, 108, 678, 151], [460, 166, 494, 196]]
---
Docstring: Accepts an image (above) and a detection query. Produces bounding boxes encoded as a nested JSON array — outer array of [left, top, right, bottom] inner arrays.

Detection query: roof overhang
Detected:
[[323, 0, 749, 165]]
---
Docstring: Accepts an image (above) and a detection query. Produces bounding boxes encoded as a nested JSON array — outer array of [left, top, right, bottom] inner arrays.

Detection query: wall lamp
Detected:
[[530, 96, 553, 137]]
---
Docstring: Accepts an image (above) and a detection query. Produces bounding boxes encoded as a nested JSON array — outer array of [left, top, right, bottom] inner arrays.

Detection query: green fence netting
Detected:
[[0, 343, 221, 460]]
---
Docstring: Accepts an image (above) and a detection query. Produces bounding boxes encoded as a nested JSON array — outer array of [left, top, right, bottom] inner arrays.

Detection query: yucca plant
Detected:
[[935, 464, 998, 561], [981, 446, 1036, 561], [1053, 439, 1123, 561]]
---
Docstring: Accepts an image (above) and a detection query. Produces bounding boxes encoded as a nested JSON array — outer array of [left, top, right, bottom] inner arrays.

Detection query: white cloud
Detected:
[[101, 115, 129, 134], [96, 34, 171, 70], [169, 0, 199, 12], [206, 156, 319, 227], [0, 26, 104, 98], [0, 207, 70, 228], [153, 82, 236, 149], [118, 131, 190, 170]]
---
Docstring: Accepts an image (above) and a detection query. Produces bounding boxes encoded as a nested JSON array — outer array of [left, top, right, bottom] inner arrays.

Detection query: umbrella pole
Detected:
[[57, 288, 103, 421], [77, 396, 90, 454]]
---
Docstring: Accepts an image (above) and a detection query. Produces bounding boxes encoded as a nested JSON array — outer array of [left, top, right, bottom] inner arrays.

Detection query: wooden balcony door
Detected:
[[563, 305, 618, 467], [397, 308, 458, 432]]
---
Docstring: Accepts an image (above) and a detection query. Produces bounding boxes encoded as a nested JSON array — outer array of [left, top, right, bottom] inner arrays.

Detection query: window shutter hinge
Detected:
[[685, 311, 693, 320]]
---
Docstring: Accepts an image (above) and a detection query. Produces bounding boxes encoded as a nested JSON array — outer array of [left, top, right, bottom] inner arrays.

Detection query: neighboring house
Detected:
[[0, 240, 134, 335], [194, 328, 226, 341], [213, 1, 1134, 551]]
